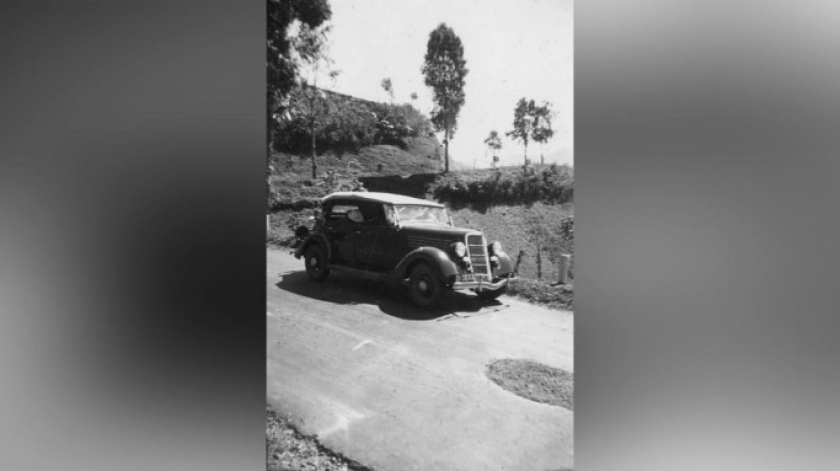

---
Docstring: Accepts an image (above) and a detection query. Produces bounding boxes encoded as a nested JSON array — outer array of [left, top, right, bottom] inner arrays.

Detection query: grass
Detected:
[[267, 406, 372, 471], [449, 202, 574, 282], [269, 136, 443, 211], [486, 359, 574, 410], [507, 278, 573, 311]]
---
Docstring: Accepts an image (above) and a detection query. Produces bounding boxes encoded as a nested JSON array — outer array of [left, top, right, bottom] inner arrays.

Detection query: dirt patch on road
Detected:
[[267, 407, 373, 471], [486, 359, 573, 410]]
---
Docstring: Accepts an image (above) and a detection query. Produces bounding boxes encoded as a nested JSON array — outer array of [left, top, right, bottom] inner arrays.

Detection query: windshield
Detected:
[[394, 204, 450, 226]]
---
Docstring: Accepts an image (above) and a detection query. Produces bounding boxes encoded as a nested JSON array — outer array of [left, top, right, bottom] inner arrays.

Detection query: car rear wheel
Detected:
[[476, 285, 507, 301], [304, 244, 330, 281], [409, 263, 443, 309]]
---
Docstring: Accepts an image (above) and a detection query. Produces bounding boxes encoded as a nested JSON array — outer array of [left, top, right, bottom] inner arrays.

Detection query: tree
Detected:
[[506, 98, 537, 165], [532, 101, 555, 165], [286, 24, 340, 179], [484, 130, 502, 168], [381, 77, 394, 104], [267, 0, 331, 194], [267, 0, 331, 155], [422, 23, 468, 173]]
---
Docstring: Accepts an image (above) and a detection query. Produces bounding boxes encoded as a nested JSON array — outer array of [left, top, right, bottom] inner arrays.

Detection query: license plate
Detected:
[[458, 274, 489, 282]]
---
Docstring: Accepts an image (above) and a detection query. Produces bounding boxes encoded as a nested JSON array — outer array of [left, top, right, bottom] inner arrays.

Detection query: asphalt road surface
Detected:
[[267, 248, 573, 471]]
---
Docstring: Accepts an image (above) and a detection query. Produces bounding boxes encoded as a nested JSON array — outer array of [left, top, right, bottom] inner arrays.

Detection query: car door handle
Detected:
[[354, 230, 361, 235]]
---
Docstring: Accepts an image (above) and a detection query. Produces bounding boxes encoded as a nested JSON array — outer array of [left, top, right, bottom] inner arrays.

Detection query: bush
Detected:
[[431, 163, 574, 210]]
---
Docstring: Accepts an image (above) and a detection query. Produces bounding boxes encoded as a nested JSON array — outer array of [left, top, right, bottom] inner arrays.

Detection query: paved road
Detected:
[[267, 249, 573, 471]]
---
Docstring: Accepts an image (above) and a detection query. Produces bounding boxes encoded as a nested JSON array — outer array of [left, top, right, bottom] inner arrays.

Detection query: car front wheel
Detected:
[[409, 263, 443, 309], [304, 244, 330, 281]]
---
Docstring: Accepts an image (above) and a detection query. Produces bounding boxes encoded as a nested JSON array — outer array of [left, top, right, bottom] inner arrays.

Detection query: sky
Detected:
[[320, 0, 573, 168]]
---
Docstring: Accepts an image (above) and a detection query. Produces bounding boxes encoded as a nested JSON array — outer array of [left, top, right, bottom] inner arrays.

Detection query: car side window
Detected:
[[327, 203, 359, 221], [357, 202, 385, 224]]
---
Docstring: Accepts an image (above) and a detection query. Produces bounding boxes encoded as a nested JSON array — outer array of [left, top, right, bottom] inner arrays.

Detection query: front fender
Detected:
[[293, 233, 331, 260], [494, 251, 514, 277], [392, 247, 460, 280]]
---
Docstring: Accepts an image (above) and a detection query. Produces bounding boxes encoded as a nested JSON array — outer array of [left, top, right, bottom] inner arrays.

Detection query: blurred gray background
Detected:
[[1, 1, 839, 470]]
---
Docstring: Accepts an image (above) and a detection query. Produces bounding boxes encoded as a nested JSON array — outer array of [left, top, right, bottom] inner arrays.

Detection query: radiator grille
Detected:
[[466, 234, 489, 275]]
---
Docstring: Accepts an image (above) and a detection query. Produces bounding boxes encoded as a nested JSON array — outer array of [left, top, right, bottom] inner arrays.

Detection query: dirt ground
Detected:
[[267, 249, 573, 471]]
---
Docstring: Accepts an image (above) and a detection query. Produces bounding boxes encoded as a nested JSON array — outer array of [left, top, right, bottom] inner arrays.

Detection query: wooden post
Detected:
[[558, 253, 571, 284]]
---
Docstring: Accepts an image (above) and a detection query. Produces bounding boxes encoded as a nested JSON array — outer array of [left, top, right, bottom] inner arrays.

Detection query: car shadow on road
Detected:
[[275, 270, 503, 321]]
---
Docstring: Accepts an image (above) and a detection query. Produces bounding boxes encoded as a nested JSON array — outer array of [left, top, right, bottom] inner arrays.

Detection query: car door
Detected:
[[365, 203, 404, 272], [352, 202, 389, 271], [324, 200, 357, 265]]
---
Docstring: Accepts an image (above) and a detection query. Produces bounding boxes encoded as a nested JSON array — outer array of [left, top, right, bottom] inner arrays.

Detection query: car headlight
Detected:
[[489, 241, 502, 255], [452, 241, 467, 257]]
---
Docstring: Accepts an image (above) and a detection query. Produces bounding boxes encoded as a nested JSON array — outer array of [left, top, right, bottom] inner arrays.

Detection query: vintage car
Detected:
[[293, 191, 516, 309]]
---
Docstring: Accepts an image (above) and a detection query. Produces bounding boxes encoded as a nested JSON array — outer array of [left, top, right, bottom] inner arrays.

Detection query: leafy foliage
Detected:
[[506, 98, 536, 163], [267, 0, 332, 148], [506, 98, 557, 165], [484, 130, 502, 167], [381, 77, 394, 103], [275, 88, 431, 154], [267, 0, 332, 195], [422, 23, 468, 173], [431, 163, 574, 210], [531, 102, 555, 164]]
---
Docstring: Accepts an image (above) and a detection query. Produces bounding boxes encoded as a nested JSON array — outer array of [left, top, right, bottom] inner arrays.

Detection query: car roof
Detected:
[[322, 191, 444, 208]]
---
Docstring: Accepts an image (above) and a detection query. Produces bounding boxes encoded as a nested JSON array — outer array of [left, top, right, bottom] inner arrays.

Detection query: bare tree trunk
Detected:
[[524, 140, 529, 165], [540, 142, 544, 165], [310, 121, 317, 179], [444, 126, 450, 173]]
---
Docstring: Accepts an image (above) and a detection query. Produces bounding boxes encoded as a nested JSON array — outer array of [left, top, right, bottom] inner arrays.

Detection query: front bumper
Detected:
[[451, 275, 515, 292]]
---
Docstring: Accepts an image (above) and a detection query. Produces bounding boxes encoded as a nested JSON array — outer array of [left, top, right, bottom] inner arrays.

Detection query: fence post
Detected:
[[558, 253, 571, 284]]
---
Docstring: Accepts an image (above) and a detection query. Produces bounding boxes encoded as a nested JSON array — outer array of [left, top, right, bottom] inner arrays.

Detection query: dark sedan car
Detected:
[[294, 192, 516, 309]]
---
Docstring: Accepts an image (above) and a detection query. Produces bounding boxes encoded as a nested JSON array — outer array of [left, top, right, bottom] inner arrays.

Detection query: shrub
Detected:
[[431, 163, 574, 210]]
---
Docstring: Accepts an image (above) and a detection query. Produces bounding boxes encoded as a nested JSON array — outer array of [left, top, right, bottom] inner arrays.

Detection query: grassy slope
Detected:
[[269, 136, 443, 207], [449, 202, 574, 282], [271, 136, 442, 180]]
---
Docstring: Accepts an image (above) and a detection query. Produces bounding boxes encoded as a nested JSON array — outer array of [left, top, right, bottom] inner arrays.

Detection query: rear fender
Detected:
[[392, 247, 460, 281]]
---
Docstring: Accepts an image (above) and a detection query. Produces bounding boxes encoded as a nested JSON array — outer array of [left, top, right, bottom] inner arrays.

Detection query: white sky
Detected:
[[322, 0, 573, 168]]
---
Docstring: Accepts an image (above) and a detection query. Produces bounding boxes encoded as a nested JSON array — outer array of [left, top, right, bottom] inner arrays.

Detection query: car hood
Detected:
[[400, 225, 483, 251]]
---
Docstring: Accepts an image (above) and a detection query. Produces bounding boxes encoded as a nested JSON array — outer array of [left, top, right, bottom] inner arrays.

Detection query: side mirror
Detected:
[[347, 209, 364, 223]]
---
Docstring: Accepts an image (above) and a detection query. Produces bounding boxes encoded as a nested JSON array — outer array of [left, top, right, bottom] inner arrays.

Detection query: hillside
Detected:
[[269, 88, 448, 208]]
